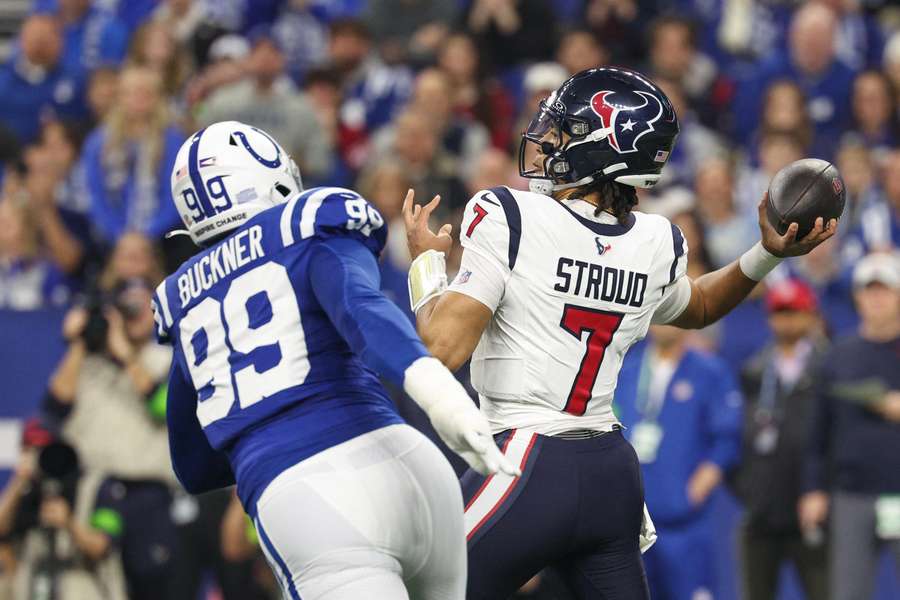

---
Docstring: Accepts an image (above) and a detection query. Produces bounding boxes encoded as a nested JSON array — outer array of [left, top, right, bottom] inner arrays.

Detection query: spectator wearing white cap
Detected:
[[800, 251, 900, 600]]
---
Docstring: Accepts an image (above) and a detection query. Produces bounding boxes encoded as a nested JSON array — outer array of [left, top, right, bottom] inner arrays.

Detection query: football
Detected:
[[766, 158, 846, 238]]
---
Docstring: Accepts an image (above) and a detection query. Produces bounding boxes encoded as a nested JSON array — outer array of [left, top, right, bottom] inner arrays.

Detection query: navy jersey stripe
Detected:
[[557, 202, 636, 237], [187, 128, 215, 218], [489, 186, 522, 271], [669, 223, 685, 284]]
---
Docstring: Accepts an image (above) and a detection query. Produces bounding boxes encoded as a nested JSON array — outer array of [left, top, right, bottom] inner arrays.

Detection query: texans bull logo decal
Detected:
[[590, 90, 663, 154]]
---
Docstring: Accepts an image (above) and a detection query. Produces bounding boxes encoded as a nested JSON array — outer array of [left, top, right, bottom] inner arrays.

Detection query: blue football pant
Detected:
[[462, 428, 650, 600]]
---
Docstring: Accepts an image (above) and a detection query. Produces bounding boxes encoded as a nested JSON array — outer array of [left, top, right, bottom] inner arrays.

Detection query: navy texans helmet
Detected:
[[519, 67, 679, 194]]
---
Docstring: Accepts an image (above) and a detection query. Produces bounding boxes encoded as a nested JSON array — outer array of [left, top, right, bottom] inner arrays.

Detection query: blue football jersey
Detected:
[[152, 186, 406, 509]]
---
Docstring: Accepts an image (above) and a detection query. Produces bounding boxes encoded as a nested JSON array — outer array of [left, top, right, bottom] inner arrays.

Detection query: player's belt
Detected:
[[552, 425, 621, 440]]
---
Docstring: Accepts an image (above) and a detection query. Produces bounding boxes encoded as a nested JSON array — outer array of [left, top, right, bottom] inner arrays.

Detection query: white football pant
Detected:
[[253, 424, 466, 600]]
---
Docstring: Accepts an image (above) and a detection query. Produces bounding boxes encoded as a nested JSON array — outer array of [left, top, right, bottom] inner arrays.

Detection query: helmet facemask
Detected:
[[518, 99, 609, 195]]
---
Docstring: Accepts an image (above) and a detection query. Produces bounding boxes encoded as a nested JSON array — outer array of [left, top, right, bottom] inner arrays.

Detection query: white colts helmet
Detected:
[[171, 121, 304, 245]]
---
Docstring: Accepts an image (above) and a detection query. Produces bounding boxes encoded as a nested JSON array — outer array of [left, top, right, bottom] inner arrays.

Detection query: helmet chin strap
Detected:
[[529, 174, 597, 196]]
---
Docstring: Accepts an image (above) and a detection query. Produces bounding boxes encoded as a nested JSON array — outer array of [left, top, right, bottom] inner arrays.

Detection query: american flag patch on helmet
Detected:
[[654, 150, 669, 163]]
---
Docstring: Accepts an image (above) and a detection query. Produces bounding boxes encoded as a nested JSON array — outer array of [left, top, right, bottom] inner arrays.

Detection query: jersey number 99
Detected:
[[178, 263, 310, 427]]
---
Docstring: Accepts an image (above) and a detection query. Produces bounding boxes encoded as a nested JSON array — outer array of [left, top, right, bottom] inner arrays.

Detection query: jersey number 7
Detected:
[[559, 305, 624, 416]]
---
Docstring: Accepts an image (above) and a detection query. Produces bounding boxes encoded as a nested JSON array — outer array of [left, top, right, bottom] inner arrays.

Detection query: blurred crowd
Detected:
[[0, 0, 899, 599]]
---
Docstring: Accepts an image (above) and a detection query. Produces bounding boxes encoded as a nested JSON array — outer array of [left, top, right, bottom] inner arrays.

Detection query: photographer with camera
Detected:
[[43, 276, 180, 600], [0, 423, 127, 600]]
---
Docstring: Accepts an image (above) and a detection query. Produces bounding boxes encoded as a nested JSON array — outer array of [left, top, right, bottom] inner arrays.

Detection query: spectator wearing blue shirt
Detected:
[[46, 0, 129, 76], [786, 241, 859, 338], [0, 15, 84, 145], [330, 18, 413, 170], [799, 252, 900, 600], [77, 66, 184, 246], [0, 198, 72, 311], [615, 326, 743, 600], [842, 150, 900, 265], [734, 3, 856, 159], [843, 70, 899, 162]]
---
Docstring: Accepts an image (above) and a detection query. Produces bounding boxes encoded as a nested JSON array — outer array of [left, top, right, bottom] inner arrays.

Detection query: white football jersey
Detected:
[[446, 186, 691, 436]]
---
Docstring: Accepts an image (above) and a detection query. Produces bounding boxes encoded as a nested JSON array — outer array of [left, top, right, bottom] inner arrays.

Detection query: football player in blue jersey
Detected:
[[151, 121, 518, 600]]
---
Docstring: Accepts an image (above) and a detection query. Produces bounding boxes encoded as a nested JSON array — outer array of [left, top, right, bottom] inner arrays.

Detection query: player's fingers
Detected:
[[401, 189, 415, 226], [421, 195, 442, 220], [439, 223, 452, 236], [799, 217, 824, 243], [756, 192, 768, 222], [489, 446, 521, 477], [781, 222, 799, 245], [462, 429, 488, 454]]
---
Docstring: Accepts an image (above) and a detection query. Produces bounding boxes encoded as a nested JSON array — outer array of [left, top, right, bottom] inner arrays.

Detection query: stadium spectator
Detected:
[[800, 251, 900, 600], [733, 279, 828, 600], [790, 238, 859, 337], [183, 33, 249, 108], [152, 0, 211, 45], [0, 15, 84, 145], [126, 20, 194, 101], [363, 0, 456, 64], [615, 325, 742, 600], [734, 2, 856, 155], [48, 0, 129, 76], [819, 0, 886, 71], [24, 120, 94, 277], [197, 28, 332, 181], [437, 32, 516, 150], [44, 276, 178, 600], [845, 69, 899, 161], [97, 232, 164, 292], [86, 66, 119, 124], [465, 0, 557, 69], [329, 18, 412, 169], [834, 142, 881, 234], [265, 0, 330, 84], [694, 156, 758, 269], [383, 108, 467, 214], [843, 150, 900, 261], [750, 80, 813, 160], [582, 0, 643, 63], [646, 16, 719, 120], [78, 66, 184, 247], [0, 197, 72, 311], [555, 29, 607, 77], [406, 68, 489, 179], [0, 437, 128, 599]]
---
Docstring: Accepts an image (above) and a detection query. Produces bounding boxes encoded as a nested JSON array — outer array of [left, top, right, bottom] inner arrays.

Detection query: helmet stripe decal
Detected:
[[187, 127, 215, 218]]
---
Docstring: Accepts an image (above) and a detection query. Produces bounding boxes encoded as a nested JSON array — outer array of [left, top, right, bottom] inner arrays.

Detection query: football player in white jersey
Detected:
[[402, 68, 838, 599]]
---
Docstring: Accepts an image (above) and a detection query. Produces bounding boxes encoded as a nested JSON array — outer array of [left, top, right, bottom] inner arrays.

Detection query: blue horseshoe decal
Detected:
[[232, 127, 282, 168]]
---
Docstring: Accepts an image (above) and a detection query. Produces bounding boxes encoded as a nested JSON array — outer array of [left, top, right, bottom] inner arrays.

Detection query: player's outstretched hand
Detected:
[[402, 188, 453, 260], [428, 401, 521, 478], [758, 193, 838, 258]]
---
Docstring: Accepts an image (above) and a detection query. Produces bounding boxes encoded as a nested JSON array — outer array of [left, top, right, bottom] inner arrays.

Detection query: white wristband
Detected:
[[408, 250, 448, 314], [403, 356, 471, 416], [739, 242, 783, 281]]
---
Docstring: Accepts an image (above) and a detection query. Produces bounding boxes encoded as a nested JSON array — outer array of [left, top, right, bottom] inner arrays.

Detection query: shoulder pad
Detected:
[[460, 186, 521, 271], [279, 187, 387, 256]]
